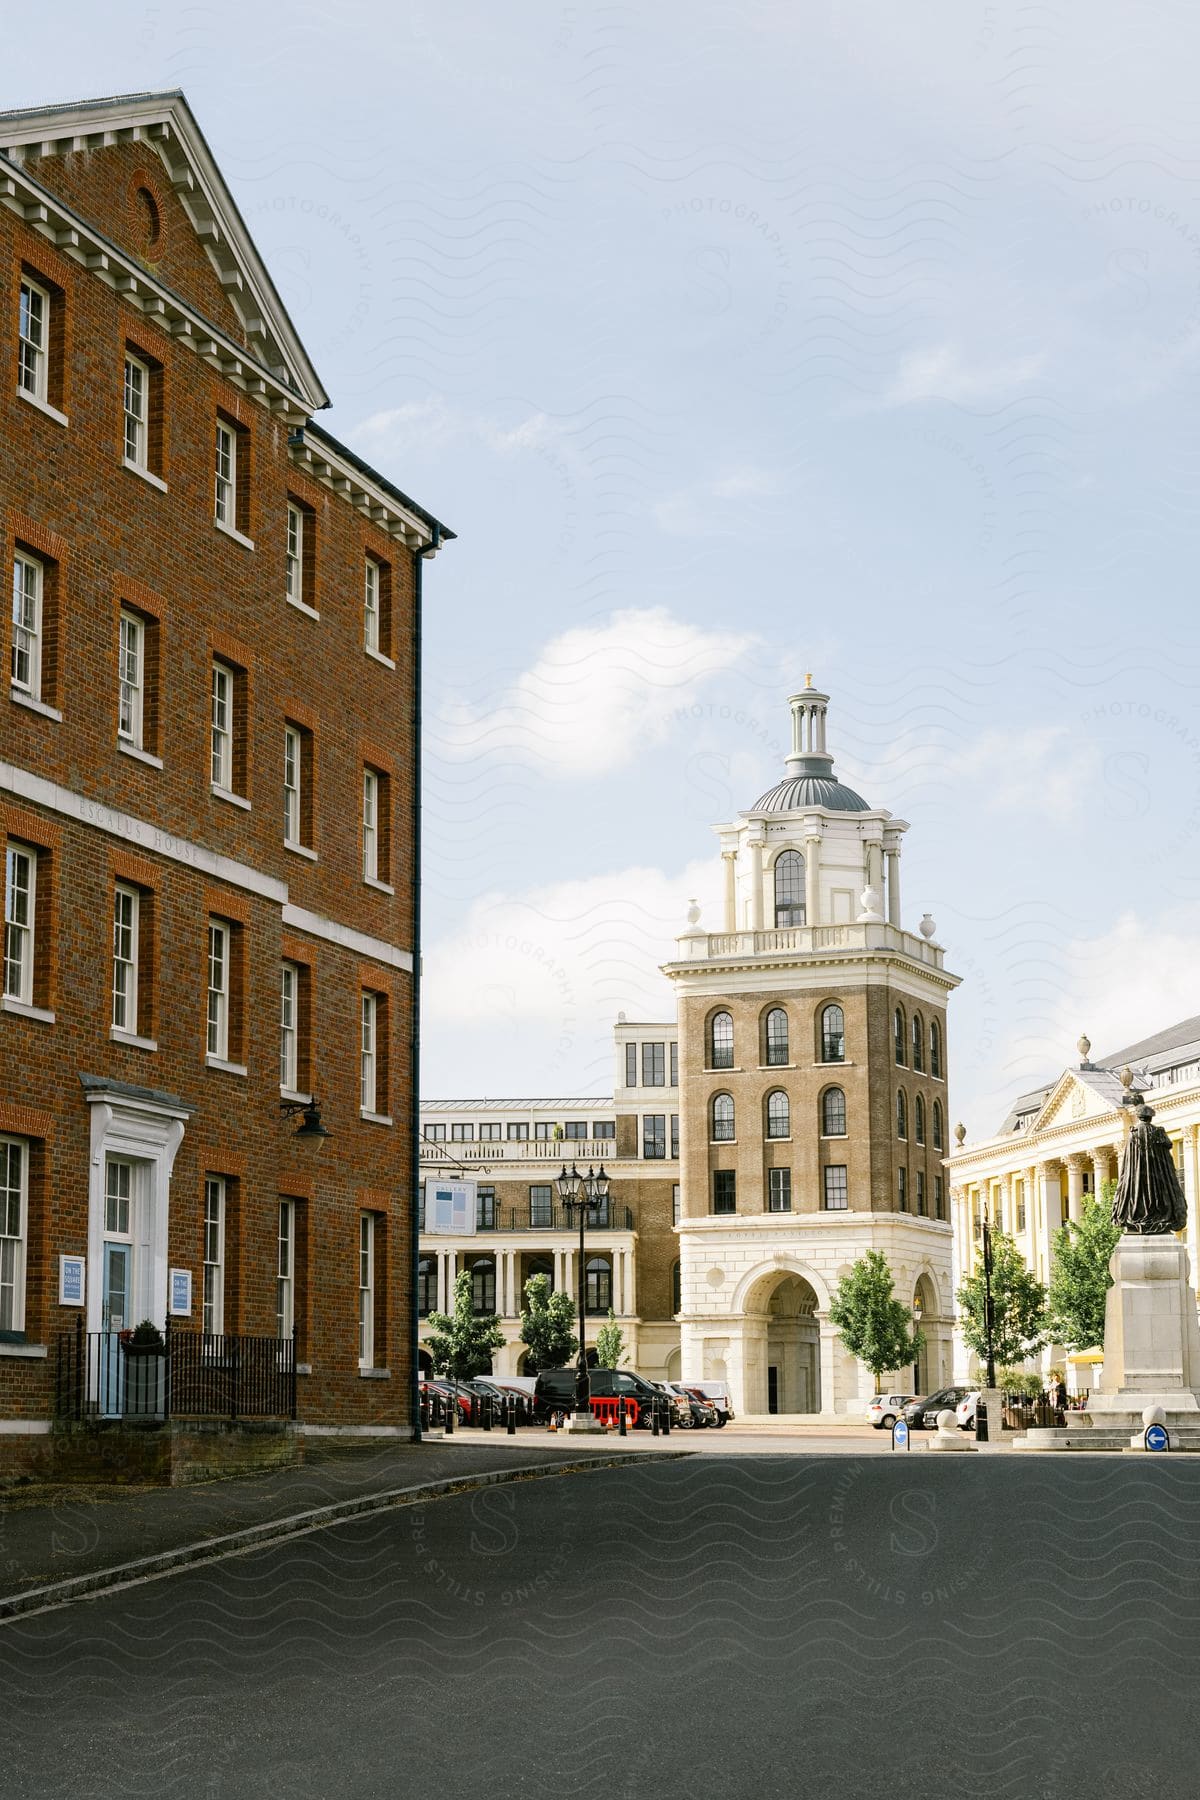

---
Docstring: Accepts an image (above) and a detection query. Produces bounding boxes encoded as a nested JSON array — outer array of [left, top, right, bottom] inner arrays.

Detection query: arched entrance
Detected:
[[913, 1274, 937, 1393], [417, 1348, 433, 1377], [765, 1274, 821, 1413]]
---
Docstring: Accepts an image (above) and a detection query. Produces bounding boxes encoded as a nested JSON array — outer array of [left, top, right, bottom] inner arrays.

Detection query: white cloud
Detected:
[[436, 606, 755, 778], [653, 465, 787, 536], [421, 858, 724, 1094], [353, 397, 556, 456], [948, 725, 1102, 822], [876, 343, 1047, 411]]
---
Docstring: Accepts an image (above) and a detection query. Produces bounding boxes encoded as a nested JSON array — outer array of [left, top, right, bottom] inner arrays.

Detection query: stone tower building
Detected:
[[662, 681, 961, 1417]]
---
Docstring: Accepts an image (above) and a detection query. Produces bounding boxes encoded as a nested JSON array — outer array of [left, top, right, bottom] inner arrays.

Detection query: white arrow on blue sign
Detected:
[[1145, 1423, 1170, 1452]]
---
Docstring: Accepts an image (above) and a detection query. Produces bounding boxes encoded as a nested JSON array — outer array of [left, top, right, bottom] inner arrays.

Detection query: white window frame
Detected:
[[211, 662, 233, 791], [124, 353, 149, 468], [283, 725, 302, 846], [280, 961, 299, 1092], [207, 920, 229, 1060], [360, 992, 378, 1114], [17, 278, 48, 402], [112, 883, 139, 1033], [358, 1214, 375, 1368], [214, 421, 236, 526], [105, 1157, 133, 1237], [203, 1175, 225, 1336], [0, 1137, 28, 1333], [362, 768, 379, 881], [3, 843, 36, 1005], [276, 1199, 294, 1341], [11, 551, 43, 699], [364, 557, 380, 652], [285, 503, 303, 605], [118, 609, 144, 746]]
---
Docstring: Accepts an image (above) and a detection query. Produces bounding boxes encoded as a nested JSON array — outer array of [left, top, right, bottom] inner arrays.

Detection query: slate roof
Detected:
[[995, 1012, 1200, 1134]]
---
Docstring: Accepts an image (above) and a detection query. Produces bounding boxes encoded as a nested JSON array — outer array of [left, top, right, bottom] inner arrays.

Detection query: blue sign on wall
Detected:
[[169, 1268, 193, 1317], [58, 1255, 85, 1307], [1145, 1423, 1170, 1452]]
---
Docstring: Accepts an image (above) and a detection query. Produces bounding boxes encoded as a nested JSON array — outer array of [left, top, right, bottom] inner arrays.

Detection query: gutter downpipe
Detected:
[[409, 523, 440, 1441]]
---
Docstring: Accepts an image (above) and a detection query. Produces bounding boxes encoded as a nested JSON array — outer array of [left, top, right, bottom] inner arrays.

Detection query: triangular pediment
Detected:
[[1036, 1069, 1112, 1130], [0, 91, 327, 411]]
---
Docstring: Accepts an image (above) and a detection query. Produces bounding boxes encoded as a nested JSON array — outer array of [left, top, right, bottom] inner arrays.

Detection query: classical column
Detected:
[[818, 1318, 839, 1416], [1065, 1155, 1086, 1224], [1183, 1125, 1200, 1288], [504, 1250, 516, 1317], [722, 852, 738, 932], [866, 839, 884, 899], [885, 846, 901, 927], [804, 831, 821, 927], [625, 1245, 637, 1317], [998, 1172, 1013, 1237], [1091, 1146, 1112, 1204], [749, 833, 765, 930]]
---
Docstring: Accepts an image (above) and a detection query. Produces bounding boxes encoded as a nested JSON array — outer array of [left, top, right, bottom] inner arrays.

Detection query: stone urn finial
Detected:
[[954, 1121, 966, 1147], [1078, 1033, 1092, 1065], [919, 912, 936, 940], [857, 884, 884, 924], [686, 897, 702, 927]]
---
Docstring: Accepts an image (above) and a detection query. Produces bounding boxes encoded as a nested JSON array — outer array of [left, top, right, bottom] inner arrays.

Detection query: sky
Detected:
[[13, 2, 1200, 1135]]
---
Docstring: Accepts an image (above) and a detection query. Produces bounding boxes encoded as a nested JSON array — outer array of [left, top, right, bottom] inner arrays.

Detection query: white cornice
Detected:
[[0, 92, 328, 410], [289, 433, 438, 552]]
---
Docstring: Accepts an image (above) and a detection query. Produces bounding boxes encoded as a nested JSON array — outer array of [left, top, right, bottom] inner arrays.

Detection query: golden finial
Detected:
[[805, 671, 813, 688]]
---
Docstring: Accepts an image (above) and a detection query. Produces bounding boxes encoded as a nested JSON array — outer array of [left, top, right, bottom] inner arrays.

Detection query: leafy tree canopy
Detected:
[[957, 1229, 1047, 1371], [425, 1268, 506, 1380], [518, 1272, 578, 1373], [829, 1250, 924, 1383], [1046, 1185, 1121, 1350]]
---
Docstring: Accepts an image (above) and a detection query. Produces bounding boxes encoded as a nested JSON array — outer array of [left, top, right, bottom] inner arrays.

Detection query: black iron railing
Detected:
[[470, 1203, 635, 1233], [55, 1323, 297, 1423]]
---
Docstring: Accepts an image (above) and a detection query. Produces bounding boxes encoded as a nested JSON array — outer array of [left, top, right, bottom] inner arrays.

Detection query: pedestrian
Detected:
[[1054, 1376, 1067, 1411]]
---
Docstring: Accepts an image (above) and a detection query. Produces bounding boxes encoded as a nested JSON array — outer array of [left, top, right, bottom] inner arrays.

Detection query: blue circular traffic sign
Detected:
[[892, 1419, 909, 1450], [1145, 1423, 1170, 1452]]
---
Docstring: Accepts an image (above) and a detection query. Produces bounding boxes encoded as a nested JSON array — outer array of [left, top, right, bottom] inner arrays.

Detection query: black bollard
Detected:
[[662, 1396, 671, 1435], [482, 1394, 491, 1431], [506, 1396, 516, 1435], [618, 1398, 627, 1437], [651, 1398, 659, 1436], [445, 1392, 455, 1435]]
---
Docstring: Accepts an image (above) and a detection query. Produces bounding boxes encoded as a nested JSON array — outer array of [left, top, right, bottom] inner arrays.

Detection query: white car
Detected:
[[867, 1394, 912, 1430], [956, 1392, 981, 1432]]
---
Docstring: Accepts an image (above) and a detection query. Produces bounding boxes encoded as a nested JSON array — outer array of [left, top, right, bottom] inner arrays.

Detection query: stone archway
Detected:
[[736, 1267, 823, 1415], [913, 1273, 937, 1393]]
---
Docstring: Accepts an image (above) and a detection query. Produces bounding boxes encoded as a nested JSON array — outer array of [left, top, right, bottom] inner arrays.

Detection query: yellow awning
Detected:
[[1067, 1348, 1104, 1365]]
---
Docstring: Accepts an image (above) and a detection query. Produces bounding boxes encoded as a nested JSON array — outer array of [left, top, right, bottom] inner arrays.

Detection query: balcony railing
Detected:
[[55, 1324, 297, 1422], [422, 1202, 636, 1235], [667, 920, 946, 970], [420, 1137, 617, 1164]]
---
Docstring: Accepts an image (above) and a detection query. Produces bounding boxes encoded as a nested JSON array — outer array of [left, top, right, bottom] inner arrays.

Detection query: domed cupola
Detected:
[[751, 678, 870, 815]]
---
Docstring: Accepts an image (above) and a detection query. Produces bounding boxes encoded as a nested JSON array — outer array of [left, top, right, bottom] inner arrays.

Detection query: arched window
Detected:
[[912, 1013, 924, 1072], [930, 1021, 942, 1080], [711, 1092, 735, 1141], [896, 1089, 907, 1140], [766, 1090, 790, 1139], [470, 1258, 496, 1315], [774, 850, 805, 928], [821, 1003, 845, 1063], [915, 1094, 925, 1145], [585, 1256, 612, 1314], [417, 1257, 437, 1318], [932, 1101, 943, 1152], [671, 1261, 681, 1314], [765, 1007, 789, 1067], [894, 1006, 906, 1065], [822, 1087, 846, 1136], [710, 1010, 734, 1070]]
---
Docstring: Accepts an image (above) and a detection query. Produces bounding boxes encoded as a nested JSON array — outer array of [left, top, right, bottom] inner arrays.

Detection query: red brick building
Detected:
[[0, 91, 452, 1476]]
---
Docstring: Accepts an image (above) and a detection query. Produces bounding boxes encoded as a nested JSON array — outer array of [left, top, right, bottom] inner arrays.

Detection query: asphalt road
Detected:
[[5, 1454, 1200, 1800]]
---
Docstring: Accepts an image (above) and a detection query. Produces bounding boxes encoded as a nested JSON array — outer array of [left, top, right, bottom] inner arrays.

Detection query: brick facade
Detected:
[[0, 92, 452, 1467]]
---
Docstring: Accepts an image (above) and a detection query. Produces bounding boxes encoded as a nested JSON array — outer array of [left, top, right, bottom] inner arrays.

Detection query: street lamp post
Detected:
[[557, 1161, 610, 1428], [981, 1207, 997, 1390]]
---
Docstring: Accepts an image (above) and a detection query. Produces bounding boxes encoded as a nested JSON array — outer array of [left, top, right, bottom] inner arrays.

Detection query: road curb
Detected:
[[0, 1451, 683, 1623]]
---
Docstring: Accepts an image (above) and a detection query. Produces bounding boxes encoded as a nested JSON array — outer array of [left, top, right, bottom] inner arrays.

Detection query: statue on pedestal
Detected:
[[1111, 1102, 1188, 1235]]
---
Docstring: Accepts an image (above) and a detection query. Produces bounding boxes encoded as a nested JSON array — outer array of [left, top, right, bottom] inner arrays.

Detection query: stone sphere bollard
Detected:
[[928, 1406, 978, 1452], [1142, 1405, 1167, 1429]]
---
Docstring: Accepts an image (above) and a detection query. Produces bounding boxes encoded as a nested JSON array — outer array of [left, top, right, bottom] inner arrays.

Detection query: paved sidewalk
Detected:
[[0, 1434, 665, 1618]]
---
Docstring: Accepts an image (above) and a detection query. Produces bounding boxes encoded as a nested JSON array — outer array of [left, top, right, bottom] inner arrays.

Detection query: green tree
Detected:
[[829, 1251, 924, 1384], [518, 1272, 578, 1373], [957, 1229, 1047, 1371], [425, 1268, 505, 1381], [593, 1309, 627, 1369], [1045, 1184, 1121, 1350]]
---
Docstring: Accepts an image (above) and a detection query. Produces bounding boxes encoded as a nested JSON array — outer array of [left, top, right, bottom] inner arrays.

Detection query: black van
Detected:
[[533, 1367, 662, 1425]]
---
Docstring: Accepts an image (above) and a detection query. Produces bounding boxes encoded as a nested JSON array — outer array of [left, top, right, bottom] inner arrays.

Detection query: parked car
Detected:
[[956, 1392, 980, 1432], [867, 1393, 912, 1430], [904, 1386, 973, 1430], [667, 1382, 717, 1427], [651, 1380, 692, 1427], [685, 1381, 734, 1426], [423, 1378, 473, 1423], [533, 1367, 663, 1426]]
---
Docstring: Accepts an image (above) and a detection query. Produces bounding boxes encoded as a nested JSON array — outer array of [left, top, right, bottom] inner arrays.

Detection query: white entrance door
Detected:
[[99, 1159, 137, 1415]]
